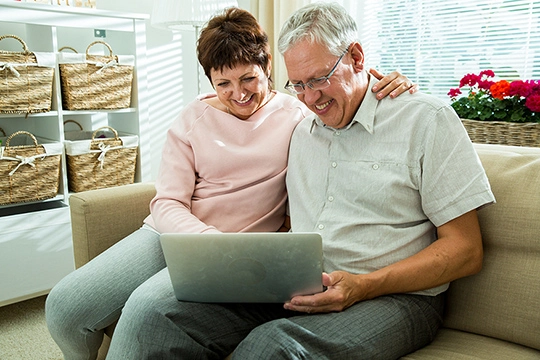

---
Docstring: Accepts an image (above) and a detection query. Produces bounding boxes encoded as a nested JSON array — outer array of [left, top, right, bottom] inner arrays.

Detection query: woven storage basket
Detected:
[[63, 119, 85, 140], [58, 41, 134, 110], [462, 118, 540, 148], [0, 35, 55, 114], [0, 127, 6, 145], [65, 126, 138, 192], [0, 131, 62, 205]]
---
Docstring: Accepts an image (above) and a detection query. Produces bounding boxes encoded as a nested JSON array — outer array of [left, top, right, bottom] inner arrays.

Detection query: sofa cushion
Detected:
[[402, 328, 540, 359], [442, 144, 540, 351]]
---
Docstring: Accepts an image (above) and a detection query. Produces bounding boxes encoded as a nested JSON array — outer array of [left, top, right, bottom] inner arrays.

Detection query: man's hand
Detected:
[[369, 68, 418, 99], [284, 271, 365, 314]]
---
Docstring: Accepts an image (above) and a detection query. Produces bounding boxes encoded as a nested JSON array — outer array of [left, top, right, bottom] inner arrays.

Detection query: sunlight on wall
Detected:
[[147, 32, 183, 180]]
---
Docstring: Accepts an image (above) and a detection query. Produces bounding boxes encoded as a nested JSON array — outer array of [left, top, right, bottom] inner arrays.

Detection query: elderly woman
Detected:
[[45, 7, 414, 359]]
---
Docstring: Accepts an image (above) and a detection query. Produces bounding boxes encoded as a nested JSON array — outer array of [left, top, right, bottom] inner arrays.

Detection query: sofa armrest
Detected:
[[69, 182, 156, 268]]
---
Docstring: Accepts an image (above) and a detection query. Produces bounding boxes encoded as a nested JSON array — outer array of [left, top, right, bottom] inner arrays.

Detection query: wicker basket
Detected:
[[58, 41, 134, 110], [65, 126, 138, 192], [63, 119, 85, 140], [0, 35, 55, 114], [0, 131, 62, 205], [462, 118, 540, 148], [0, 127, 5, 145]]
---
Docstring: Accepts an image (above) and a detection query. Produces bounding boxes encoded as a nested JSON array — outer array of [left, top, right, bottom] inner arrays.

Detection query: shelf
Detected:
[[0, 2, 149, 306], [61, 108, 137, 115], [0, 1, 148, 31], [0, 112, 60, 119], [0, 109, 137, 118], [0, 198, 67, 217]]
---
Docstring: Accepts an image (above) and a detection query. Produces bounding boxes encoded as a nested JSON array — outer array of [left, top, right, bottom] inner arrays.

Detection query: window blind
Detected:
[[355, 0, 540, 102]]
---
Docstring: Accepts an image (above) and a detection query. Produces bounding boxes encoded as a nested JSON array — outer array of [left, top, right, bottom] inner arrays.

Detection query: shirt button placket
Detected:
[[321, 130, 340, 235]]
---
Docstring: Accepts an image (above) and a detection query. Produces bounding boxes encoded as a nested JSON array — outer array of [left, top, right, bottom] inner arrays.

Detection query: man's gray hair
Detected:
[[278, 2, 358, 57]]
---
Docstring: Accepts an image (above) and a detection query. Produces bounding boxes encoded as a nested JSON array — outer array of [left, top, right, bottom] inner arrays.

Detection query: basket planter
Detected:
[[64, 126, 138, 192], [0, 131, 62, 205], [461, 118, 540, 148], [0, 35, 55, 114], [58, 41, 134, 110]]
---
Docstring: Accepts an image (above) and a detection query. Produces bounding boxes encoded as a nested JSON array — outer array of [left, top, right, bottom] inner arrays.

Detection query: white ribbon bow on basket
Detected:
[[2, 154, 47, 176], [0, 62, 21, 77], [1, 62, 46, 77], [92, 59, 118, 73], [91, 142, 123, 169]]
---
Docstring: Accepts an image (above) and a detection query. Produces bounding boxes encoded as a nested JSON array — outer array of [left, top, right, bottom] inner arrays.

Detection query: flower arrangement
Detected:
[[448, 70, 540, 123]]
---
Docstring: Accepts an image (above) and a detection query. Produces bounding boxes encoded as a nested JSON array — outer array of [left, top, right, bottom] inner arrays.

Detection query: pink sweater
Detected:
[[144, 92, 309, 234]]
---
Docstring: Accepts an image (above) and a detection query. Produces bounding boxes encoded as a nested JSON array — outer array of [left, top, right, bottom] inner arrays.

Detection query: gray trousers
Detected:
[[46, 227, 444, 360], [46, 228, 166, 360]]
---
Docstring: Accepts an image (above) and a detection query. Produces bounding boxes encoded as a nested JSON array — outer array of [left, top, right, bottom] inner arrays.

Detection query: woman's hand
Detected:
[[278, 216, 291, 232], [370, 68, 418, 99]]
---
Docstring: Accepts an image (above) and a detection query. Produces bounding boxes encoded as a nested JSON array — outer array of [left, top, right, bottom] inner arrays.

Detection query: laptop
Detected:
[[160, 232, 324, 303]]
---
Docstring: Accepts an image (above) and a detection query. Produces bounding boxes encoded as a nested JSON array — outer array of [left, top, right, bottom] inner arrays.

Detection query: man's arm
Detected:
[[284, 209, 483, 313]]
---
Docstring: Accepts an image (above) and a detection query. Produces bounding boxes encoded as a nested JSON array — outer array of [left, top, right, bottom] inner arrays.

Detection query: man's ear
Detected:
[[349, 42, 364, 72]]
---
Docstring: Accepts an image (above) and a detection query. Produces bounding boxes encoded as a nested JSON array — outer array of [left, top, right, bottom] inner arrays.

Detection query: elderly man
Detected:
[[260, 2, 494, 358]]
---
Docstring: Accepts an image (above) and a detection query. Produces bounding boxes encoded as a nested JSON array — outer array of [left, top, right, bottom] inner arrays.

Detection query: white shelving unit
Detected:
[[0, 1, 150, 306]]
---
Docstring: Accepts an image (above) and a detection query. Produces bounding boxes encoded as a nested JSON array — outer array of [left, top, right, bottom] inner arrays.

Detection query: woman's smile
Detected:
[[234, 94, 254, 106]]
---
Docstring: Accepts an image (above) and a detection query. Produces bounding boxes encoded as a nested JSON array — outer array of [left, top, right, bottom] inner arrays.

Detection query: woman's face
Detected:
[[210, 63, 271, 120]]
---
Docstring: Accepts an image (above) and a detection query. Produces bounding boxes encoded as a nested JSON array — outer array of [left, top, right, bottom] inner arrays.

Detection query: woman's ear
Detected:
[[267, 53, 273, 77], [349, 42, 365, 72]]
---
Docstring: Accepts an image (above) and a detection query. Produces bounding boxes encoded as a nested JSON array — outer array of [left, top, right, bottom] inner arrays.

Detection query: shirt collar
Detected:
[[352, 75, 379, 134], [309, 75, 379, 134]]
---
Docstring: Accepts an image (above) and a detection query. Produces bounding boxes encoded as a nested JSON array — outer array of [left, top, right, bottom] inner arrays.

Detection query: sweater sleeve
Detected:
[[148, 103, 221, 234]]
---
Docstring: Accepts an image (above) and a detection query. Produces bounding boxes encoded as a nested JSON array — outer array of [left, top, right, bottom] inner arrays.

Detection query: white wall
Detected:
[[96, 0, 249, 180]]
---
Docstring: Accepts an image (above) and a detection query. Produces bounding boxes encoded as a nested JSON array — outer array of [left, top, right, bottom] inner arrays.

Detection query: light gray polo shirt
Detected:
[[286, 76, 495, 296]]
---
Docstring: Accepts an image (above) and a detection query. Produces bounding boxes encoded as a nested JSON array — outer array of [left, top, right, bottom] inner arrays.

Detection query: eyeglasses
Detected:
[[284, 48, 348, 95]]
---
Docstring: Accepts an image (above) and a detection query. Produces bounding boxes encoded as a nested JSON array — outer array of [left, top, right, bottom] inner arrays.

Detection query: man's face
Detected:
[[284, 40, 367, 129]]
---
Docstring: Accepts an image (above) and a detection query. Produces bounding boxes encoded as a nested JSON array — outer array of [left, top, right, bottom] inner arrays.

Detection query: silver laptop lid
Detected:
[[160, 232, 323, 303]]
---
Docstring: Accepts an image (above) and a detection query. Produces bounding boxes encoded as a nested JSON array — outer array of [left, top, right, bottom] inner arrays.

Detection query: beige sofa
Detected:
[[69, 143, 540, 359]]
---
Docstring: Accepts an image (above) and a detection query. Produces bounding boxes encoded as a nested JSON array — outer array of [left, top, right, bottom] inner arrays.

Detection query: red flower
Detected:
[[478, 80, 495, 90], [508, 80, 533, 98], [459, 73, 480, 88], [531, 80, 540, 94], [479, 69, 495, 78], [490, 80, 511, 100], [447, 88, 462, 98], [525, 94, 540, 112]]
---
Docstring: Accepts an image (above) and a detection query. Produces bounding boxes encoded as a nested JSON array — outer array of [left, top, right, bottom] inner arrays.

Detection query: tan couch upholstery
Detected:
[[69, 143, 540, 359]]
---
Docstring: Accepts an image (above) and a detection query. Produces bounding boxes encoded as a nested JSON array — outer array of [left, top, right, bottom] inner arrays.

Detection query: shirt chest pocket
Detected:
[[330, 160, 422, 215]]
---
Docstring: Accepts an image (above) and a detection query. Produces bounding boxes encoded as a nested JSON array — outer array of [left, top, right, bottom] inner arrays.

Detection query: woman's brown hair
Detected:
[[197, 7, 272, 88]]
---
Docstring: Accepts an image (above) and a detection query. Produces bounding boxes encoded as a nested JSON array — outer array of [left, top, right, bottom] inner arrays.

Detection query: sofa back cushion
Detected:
[[443, 144, 540, 350]]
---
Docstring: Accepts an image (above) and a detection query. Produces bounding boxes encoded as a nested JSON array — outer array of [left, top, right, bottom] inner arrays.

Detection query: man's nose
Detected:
[[302, 86, 322, 106]]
